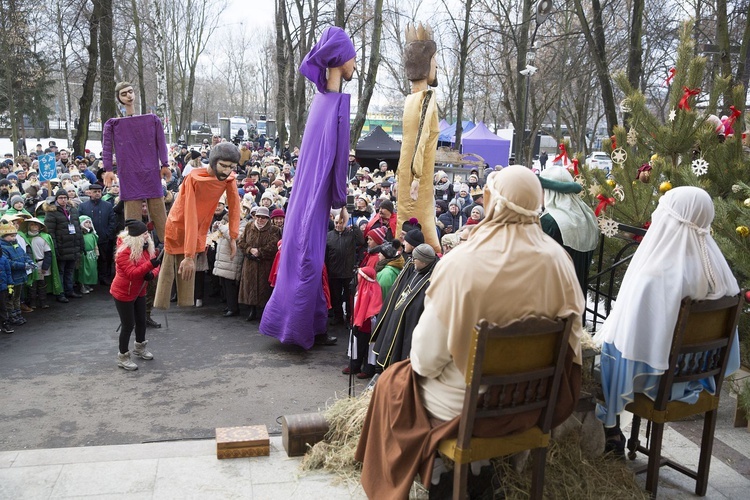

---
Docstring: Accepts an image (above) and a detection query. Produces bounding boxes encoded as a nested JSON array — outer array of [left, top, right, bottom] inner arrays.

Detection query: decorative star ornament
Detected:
[[611, 147, 628, 165], [668, 109, 676, 122]]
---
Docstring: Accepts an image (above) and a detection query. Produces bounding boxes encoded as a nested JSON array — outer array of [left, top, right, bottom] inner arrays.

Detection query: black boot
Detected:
[[1, 321, 13, 334], [246, 306, 257, 322]]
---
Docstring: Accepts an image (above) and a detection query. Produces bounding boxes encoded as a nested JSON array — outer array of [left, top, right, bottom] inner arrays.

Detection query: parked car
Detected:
[[585, 152, 613, 174]]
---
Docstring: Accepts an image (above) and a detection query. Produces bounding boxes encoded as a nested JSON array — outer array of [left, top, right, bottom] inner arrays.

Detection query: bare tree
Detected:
[[73, 1, 100, 157], [351, 0, 384, 146]]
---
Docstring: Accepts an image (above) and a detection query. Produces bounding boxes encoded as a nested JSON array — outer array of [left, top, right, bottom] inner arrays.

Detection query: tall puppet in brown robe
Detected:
[[396, 23, 440, 253]]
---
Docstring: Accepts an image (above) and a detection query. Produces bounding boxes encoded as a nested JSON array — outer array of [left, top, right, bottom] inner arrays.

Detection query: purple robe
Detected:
[[259, 92, 350, 349], [101, 114, 168, 201]]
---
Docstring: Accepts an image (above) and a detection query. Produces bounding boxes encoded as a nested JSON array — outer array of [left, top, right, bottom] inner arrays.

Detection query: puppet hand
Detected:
[[178, 257, 195, 281], [410, 180, 419, 201], [229, 239, 237, 259], [103, 171, 116, 188]]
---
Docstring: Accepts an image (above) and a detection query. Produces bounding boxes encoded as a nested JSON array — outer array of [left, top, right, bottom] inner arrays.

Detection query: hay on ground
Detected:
[[301, 388, 647, 499]]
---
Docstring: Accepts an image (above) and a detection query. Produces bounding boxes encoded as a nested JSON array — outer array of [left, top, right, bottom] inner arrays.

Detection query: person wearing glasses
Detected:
[[41, 189, 84, 303]]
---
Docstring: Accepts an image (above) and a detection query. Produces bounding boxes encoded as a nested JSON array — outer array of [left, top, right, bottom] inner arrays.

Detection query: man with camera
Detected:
[[325, 207, 364, 327]]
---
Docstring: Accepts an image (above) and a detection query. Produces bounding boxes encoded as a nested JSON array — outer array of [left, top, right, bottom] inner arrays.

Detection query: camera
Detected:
[[346, 194, 355, 212]]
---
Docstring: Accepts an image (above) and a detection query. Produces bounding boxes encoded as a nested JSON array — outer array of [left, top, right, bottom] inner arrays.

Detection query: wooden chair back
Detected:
[[653, 295, 742, 411], [455, 316, 574, 452]]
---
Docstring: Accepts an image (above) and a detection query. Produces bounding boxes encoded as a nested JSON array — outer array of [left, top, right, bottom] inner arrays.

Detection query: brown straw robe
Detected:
[[356, 166, 585, 499]]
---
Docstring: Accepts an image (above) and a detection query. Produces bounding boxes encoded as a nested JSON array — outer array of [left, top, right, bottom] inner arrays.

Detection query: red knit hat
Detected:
[[270, 208, 285, 219], [369, 227, 387, 245]]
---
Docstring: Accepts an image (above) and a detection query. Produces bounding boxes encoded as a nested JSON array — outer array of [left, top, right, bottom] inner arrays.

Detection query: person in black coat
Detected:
[[43, 189, 84, 302], [78, 184, 117, 284], [325, 208, 364, 326]]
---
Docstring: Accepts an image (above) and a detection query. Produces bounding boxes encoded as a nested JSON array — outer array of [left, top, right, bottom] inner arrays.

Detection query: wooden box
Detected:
[[281, 413, 329, 457], [216, 425, 270, 459]]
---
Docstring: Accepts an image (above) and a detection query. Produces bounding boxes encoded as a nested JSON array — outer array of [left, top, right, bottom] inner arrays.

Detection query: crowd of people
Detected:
[[3, 130, 743, 495]]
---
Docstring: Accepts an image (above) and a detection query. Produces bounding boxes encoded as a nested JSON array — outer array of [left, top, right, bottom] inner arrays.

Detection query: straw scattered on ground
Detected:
[[300, 391, 371, 483], [491, 430, 649, 500], [301, 387, 648, 499]]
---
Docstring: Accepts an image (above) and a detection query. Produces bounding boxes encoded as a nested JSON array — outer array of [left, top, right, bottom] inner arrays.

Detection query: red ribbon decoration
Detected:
[[677, 87, 701, 111], [664, 68, 676, 86], [569, 158, 580, 176], [610, 135, 617, 150], [633, 221, 651, 243], [635, 163, 652, 180], [721, 106, 742, 137], [595, 194, 615, 216], [552, 143, 569, 166]]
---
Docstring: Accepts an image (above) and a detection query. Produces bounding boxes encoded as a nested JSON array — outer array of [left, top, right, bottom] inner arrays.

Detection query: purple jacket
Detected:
[[102, 114, 168, 201]]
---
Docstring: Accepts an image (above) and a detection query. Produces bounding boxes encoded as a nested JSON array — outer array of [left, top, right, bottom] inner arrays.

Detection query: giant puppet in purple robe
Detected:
[[259, 27, 356, 349]]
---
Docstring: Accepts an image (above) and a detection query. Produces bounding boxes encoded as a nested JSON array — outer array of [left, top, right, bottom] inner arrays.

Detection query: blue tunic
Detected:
[[596, 335, 740, 427]]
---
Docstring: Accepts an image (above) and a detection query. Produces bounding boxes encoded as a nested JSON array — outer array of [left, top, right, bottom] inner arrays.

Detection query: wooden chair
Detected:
[[625, 295, 742, 498], [437, 316, 574, 500]]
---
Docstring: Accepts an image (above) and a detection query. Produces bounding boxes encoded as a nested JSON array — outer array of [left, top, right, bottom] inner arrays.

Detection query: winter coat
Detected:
[[213, 220, 247, 281], [0, 238, 32, 285], [110, 246, 159, 302], [79, 198, 117, 245], [238, 221, 281, 307], [325, 225, 364, 279], [376, 256, 405, 301], [0, 254, 12, 291], [438, 211, 467, 232], [42, 202, 84, 261]]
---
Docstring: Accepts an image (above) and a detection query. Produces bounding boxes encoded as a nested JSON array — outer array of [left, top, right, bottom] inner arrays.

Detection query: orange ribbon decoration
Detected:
[[552, 143, 569, 166], [678, 87, 701, 111], [664, 68, 676, 86], [595, 194, 615, 216]]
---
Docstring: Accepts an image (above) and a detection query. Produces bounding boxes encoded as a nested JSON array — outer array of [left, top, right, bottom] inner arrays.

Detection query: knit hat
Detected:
[[412, 243, 436, 264], [0, 222, 17, 236], [125, 219, 148, 237], [255, 207, 270, 218], [369, 227, 387, 245], [379, 199, 394, 214], [190, 150, 201, 160], [379, 242, 397, 259], [10, 195, 23, 207], [270, 208, 285, 218], [402, 217, 420, 233], [6, 173, 17, 181], [405, 229, 425, 247], [55, 188, 68, 199]]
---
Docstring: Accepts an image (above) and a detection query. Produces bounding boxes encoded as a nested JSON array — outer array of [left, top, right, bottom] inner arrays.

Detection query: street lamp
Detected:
[[515, 1, 552, 166]]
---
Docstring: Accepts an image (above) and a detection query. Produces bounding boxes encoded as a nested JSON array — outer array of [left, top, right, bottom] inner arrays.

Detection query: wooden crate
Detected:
[[281, 413, 329, 457], [215, 425, 270, 459]]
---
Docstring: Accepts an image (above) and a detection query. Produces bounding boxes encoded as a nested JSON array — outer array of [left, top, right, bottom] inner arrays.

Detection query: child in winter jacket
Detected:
[[343, 267, 382, 379], [0, 222, 33, 325], [0, 244, 14, 333], [20, 218, 52, 310], [77, 216, 99, 293]]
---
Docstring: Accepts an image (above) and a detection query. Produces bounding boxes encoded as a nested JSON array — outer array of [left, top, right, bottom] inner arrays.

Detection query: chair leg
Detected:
[[696, 409, 718, 496], [628, 415, 641, 460], [529, 447, 547, 500], [452, 462, 469, 500], [645, 422, 665, 499]]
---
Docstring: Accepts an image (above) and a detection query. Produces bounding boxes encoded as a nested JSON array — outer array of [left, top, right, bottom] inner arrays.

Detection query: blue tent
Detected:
[[438, 121, 475, 145]]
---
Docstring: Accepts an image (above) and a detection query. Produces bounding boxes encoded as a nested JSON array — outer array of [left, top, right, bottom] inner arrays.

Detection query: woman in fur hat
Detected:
[[110, 219, 161, 371], [238, 207, 281, 322]]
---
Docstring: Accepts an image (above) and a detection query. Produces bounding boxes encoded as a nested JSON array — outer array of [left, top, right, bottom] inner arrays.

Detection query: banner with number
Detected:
[[38, 153, 56, 181]]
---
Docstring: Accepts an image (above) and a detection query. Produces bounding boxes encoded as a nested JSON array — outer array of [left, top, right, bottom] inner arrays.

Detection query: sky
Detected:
[[219, 0, 275, 33]]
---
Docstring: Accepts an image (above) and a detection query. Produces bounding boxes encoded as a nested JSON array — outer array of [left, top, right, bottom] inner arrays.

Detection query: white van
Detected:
[[230, 116, 248, 141]]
